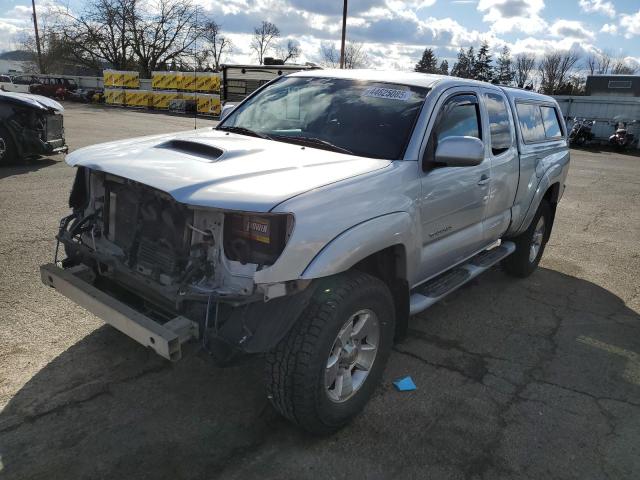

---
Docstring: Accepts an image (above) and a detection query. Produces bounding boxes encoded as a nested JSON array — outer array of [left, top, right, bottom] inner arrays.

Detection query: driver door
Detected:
[[416, 89, 491, 283]]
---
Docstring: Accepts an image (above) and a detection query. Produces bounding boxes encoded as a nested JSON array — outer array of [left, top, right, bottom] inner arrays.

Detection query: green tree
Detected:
[[472, 41, 493, 82], [495, 45, 515, 85], [451, 47, 472, 78], [439, 59, 449, 75], [414, 47, 439, 73]]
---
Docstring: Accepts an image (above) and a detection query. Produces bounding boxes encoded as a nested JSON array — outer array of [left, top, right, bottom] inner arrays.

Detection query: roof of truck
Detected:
[[289, 69, 445, 88], [499, 85, 558, 104], [288, 69, 558, 104]]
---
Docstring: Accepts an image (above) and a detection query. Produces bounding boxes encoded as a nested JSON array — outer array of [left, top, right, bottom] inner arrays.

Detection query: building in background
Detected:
[[0, 59, 28, 75], [585, 75, 640, 97], [555, 74, 640, 148]]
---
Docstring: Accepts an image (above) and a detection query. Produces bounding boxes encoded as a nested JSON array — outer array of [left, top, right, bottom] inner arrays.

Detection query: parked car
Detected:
[[0, 74, 38, 93], [30, 77, 78, 99], [0, 90, 68, 164], [67, 87, 101, 103], [41, 70, 569, 434]]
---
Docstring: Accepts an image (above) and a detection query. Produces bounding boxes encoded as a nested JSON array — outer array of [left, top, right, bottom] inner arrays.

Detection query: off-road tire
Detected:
[[265, 271, 395, 435], [0, 126, 18, 165], [503, 200, 552, 278]]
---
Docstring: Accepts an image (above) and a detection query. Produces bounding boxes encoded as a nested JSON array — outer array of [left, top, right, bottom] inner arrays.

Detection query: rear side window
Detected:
[[540, 106, 562, 138], [485, 93, 512, 155], [516, 103, 545, 143]]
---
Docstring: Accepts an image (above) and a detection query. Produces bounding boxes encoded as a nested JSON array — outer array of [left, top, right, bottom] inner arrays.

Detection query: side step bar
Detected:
[[409, 241, 515, 316], [40, 263, 199, 361]]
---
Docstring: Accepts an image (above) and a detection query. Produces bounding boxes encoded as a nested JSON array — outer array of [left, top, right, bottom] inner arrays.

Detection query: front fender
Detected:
[[300, 212, 417, 280]]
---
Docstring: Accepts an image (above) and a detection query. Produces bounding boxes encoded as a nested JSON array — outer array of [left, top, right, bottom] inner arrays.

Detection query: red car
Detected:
[[29, 77, 78, 99]]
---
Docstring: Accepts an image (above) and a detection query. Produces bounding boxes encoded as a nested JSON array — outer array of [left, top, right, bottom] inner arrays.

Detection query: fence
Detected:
[[554, 95, 640, 147]]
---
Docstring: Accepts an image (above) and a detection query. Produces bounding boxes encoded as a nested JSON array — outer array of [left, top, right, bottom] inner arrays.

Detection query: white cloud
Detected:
[[578, 0, 615, 18], [620, 10, 640, 39], [600, 23, 617, 35], [477, 0, 547, 34], [550, 20, 594, 40]]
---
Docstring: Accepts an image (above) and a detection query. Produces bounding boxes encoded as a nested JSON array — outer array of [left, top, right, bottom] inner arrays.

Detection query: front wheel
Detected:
[[265, 271, 395, 434], [0, 126, 18, 165], [502, 200, 552, 278]]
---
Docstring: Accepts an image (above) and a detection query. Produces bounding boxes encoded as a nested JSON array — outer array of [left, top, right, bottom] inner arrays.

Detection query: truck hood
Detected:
[[66, 129, 391, 212], [0, 90, 64, 112]]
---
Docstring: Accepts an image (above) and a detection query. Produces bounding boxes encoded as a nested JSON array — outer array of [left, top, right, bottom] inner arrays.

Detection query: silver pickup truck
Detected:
[[41, 69, 569, 434]]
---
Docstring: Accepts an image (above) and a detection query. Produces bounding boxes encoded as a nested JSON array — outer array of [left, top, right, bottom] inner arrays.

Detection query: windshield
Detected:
[[219, 77, 429, 159]]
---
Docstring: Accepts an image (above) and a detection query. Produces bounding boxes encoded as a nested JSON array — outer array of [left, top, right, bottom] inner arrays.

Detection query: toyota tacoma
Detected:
[[41, 69, 569, 434]]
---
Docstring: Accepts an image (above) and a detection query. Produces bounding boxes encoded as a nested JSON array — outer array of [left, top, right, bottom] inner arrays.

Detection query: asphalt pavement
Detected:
[[1, 103, 639, 479]]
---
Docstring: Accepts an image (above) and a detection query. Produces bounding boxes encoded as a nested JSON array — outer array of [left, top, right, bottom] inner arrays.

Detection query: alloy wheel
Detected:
[[325, 309, 380, 403], [529, 216, 545, 263]]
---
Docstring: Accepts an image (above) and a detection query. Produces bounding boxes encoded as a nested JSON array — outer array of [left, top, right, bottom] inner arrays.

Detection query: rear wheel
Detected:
[[0, 126, 17, 165], [265, 271, 395, 434], [503, 200, 552, 278]]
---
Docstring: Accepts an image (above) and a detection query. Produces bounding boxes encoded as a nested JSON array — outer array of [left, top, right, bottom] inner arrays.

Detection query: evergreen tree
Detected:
[[451, 48, 472, 78], [439, 59, 449, 75], [473, 41, 493, 82], [466, 46, 476, 78], [414, 47, 439, 73], [495, 45, 515, 85]]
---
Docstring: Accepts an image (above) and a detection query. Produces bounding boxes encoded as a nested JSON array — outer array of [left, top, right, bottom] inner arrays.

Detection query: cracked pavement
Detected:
[[1, 104, 639, 479]]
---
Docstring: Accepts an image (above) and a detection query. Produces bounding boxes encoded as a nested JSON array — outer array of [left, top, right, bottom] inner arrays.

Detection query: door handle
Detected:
[[477, 174, 490, 186]]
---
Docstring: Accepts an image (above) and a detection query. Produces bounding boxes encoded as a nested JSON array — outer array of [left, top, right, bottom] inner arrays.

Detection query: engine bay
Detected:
[[58, 168, 295, 318]]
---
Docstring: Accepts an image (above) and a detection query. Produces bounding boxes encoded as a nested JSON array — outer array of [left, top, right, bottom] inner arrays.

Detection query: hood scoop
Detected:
[[156, 139, 223, 160]]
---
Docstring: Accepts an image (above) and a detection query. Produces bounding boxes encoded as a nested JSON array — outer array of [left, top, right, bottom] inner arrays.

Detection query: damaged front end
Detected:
[[44, 167, 314, 361], [0, 91, 67, 162]]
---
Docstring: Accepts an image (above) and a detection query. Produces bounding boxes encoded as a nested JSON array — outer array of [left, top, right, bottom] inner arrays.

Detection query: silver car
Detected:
[[42, 69, 569, 434]]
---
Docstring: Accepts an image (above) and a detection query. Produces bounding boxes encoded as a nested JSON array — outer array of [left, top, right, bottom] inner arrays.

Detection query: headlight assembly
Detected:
[[223, 213, 293, 266]]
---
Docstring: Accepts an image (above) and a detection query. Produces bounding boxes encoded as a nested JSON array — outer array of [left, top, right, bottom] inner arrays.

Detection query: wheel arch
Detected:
[[512, 170, 563, 238], [300, 212, 415, 342]]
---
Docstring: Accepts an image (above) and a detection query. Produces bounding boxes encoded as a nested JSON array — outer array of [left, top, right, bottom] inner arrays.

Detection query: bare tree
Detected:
[[49, 0, 202, 76], [320, 41, 368, 69], [514, 53, 536, 88], [611, 57, 637, 75], [129, 0, 203, 77], [585, 51, 612, 75], [251, 21, 280, 65], [56, 0, 137, 71], [538, 50, 581, 95], [276, 39, 301, 64], [201, 19, 232, 71]]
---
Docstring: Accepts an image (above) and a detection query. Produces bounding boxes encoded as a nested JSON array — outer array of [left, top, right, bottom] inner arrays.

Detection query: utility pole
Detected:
[[31, 0, 44, 74], [339, 0, 348, 69]]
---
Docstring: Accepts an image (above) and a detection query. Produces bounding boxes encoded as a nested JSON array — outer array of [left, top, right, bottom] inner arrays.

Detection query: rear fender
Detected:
[[510, 159, 567, 237]]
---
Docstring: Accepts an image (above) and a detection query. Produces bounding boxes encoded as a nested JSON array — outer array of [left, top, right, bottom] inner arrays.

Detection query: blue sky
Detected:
[[1, 0, 639, 70]]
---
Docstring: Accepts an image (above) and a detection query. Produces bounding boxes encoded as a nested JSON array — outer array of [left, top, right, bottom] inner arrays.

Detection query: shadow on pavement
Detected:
[[0, 157, 59, 179], [1, 268, 639, 479]]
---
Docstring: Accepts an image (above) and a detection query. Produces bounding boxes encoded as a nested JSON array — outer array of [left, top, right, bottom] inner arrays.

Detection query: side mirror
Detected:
[[220, 103, 237, 121], [434, 136, 485, 167]]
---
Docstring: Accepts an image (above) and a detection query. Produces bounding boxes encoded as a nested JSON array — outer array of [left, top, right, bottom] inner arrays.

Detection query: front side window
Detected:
[[540, 106, 562, 138], [423, 94, 481, 167], [435, 95, 481, 142], [516, 103, 545, 143], [485, 93, 512, 155], [220, 77, 430, 159]]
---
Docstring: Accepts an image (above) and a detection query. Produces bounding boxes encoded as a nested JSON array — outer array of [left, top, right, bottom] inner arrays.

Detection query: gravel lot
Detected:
[[1, 103, 639, 480]]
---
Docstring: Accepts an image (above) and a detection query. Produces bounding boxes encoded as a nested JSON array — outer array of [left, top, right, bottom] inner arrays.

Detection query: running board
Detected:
[[409, 241, 515, 316]]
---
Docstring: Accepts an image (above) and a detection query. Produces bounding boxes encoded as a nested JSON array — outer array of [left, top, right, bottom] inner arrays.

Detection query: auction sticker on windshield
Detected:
[[363, 87, 412, 101]]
